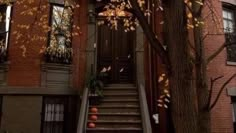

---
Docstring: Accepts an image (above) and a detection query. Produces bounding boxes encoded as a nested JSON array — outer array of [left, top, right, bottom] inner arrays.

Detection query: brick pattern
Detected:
[[204, 0, 236, 132], [5, 0, 83, 88], [7, 0, 49, 86]]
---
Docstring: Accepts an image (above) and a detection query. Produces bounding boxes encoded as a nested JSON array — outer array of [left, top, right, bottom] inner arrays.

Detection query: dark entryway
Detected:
[[97, 24, 135, 83]]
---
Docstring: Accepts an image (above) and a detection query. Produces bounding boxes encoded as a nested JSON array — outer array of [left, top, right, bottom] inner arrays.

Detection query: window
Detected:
[[223, 9, 235, 33], [50, 5, 72, 48], [0, 96, 2, 126], [0, 4, 12, 63], [41, 96, 77, 133], [231, 97, 236, 132], [222, 6, 236, 62], [45, 3, 73, 64]]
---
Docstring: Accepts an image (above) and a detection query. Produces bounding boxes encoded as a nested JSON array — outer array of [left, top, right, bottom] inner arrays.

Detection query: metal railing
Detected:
[[225, 32, 236, 62], [77, 87, 89, 133], [138, 84, 152, 133]]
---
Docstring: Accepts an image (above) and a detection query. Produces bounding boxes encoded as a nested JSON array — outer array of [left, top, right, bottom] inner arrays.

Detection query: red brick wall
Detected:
[[7, 0, 49, 86], [72, 0, 88, 91], [204, 0, 236, 132], [6, 0, 85, 88]]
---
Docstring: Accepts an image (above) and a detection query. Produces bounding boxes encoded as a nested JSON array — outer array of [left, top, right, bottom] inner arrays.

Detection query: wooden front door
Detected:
[[97, 24, 135, 83]]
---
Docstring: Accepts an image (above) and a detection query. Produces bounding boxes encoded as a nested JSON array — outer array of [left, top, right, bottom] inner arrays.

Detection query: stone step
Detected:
[[87, 120, 142, 128], [102, 89, 138, 93], [89, 105, 140, 113], [86, 128, 143, 133], [100, 99, 139, 106], [88, 113, 141, 121], [86, 84, 142, 132], [105, 84, 135, 87], [102, 92, 139, 99], [103, 92, 138, 95]]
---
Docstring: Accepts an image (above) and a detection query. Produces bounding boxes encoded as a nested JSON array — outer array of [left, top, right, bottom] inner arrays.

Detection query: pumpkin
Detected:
[[88, 122, 96, 128], [90, 107, 98, 113], [90, 115, 98, 121]]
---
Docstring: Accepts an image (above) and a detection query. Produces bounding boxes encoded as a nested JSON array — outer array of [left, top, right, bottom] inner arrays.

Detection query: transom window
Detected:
[[0, 4, 12, 62]]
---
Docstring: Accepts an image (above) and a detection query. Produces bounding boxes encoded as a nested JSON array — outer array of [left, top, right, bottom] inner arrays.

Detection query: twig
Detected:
[[210, 73, 236, 110], [207, 41, 236, 64], [207, 75, 224, 109], [206, 42, 226, 65]]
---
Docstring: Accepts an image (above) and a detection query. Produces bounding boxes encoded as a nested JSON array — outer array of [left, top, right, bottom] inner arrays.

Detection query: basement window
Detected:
[[231, 97, 236, 133], [41, 96, 77, 133], [222, 6, 236, 63]]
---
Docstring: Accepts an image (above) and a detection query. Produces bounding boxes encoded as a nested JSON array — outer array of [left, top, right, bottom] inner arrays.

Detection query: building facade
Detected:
[[0, 0, 235, 133], [204, 0, 236, 132]]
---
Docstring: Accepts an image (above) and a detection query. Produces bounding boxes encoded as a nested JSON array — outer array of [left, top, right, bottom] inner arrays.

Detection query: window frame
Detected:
[[40, 96, 77, 133], [45, 2, 73, 64], [0, 4, 13, 63], [231, 97, 236, 133], [223, 8, 235, 33], [0, 96, 2, 126], [48, 3, 73, 49], [222, 3, 236, 63]]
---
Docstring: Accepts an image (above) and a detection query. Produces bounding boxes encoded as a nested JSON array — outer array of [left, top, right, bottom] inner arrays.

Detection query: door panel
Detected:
[[97, 24, 135, 83]]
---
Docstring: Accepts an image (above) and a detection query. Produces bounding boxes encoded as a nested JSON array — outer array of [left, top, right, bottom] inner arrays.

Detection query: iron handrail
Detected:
[[77, 87, 89, 133]]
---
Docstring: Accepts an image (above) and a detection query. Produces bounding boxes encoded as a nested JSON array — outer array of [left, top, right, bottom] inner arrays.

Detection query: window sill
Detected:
[[227, 61, 236, 66]]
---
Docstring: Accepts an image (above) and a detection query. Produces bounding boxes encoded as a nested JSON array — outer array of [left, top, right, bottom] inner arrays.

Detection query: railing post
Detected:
[[77, 87, 89, 133], [139, 84, 152, 133]]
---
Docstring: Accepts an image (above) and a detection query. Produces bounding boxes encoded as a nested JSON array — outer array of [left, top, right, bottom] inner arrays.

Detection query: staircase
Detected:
[[86, 84, 143, 133]]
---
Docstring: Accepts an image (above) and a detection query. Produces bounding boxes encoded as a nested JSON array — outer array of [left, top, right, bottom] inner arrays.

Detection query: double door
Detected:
[[97, 25, 135, 83]]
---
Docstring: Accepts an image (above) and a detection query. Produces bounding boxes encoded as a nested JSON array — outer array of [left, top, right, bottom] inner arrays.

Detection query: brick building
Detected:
[[204, 0, 236, 132], [0, 0, 235, 133]]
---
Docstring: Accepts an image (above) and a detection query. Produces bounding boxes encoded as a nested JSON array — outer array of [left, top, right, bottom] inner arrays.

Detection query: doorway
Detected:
[[97, 24, 135, 83]]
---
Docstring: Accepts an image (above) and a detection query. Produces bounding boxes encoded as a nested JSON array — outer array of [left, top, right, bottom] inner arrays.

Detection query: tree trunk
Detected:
[[164, 0, 198, 133], [193, 16, 211, 133]]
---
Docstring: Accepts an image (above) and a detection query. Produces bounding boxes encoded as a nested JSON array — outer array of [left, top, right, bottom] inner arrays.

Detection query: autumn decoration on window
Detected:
[[45, 4, 73, 64]]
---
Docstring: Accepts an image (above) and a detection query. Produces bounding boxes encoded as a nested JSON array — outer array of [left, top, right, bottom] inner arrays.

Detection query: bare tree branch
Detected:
[[129, 0, 171, 69], [210, 73, 236, 110], [207, 75, 224, 110], [206, 42, 226, 65], [207, 41, 236, 64]]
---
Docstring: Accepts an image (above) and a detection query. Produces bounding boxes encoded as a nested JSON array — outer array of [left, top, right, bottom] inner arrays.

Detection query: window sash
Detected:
[[41, 97, 68, 133], [49, 4, 72, 48]]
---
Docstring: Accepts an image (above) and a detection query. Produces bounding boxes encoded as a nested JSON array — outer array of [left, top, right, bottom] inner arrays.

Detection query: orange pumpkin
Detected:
[[88, 122, 96, 128], [90, 115, 98, 121], [90, 107, 98, 113]]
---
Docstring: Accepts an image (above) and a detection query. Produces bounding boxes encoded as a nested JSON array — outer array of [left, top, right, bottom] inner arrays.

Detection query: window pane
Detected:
[[223, 10, 228, 18], [50, 5, 72, 48], [223, 9, 235, 33], [52, 6, 64, 28], [224, 20, 228, 30], [228, 11, 234, 20], [228, 21, 234, 32], [5, 5, 11, 32]]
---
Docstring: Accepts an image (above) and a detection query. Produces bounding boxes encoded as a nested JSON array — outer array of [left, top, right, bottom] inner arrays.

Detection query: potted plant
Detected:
[[87, 74, 104, 105], [98, 66, 111, 85]]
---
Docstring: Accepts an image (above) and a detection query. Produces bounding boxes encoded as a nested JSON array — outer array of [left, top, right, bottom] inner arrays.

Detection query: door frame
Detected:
[[95, 19, 136, 84]]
